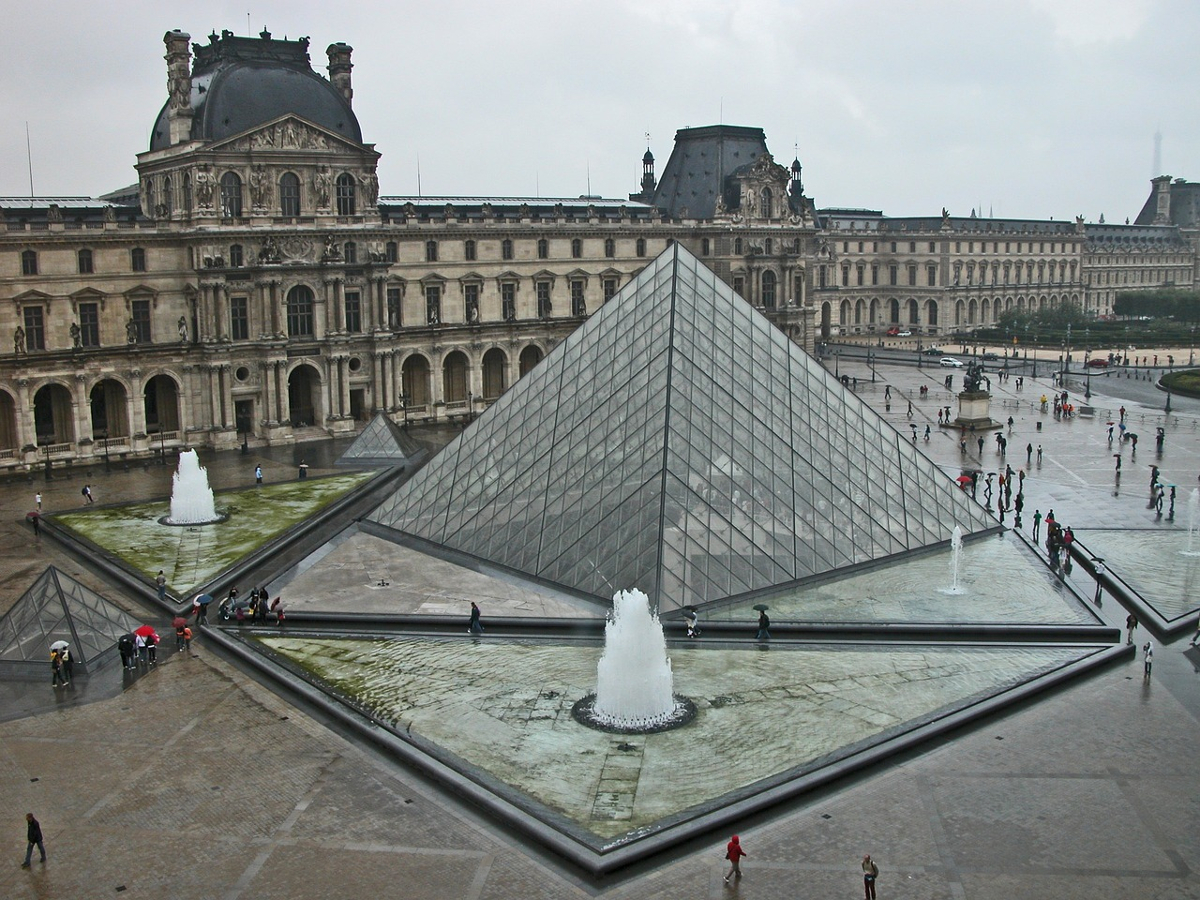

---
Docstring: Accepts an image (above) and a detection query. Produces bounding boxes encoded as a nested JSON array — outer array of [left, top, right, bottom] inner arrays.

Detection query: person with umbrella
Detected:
[[50, 648, 66, 687], [134, 626, 158, 666], [194, 593, 213, 625], [50, 640, 73, 682], [173, 617, 188, 652], [754, 604, 771, 641], [118, 632, 135, 669]]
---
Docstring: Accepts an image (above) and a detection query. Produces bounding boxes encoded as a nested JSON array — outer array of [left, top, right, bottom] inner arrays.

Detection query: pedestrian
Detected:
[[1036, 444, 1043, 463], [196, 596, 209, 625], [1108, 424, 1114, 443], [21, 813, 45, 868], [1125, 613, 1138, 646], [50, 649, 66, 687], [924, 424, 930, 441], [30, 514, 39, 536], [118, 632, 135, 669], [135, 631, 148, 666], [756, 609, 770, 641], [468, 601, 483, 635], [1115, 455, 1122, 473], [1026, 442, 1033, 464], [1032, 509, 1042, 541], [862, 853, 880, 900], [1190, 617, 1200, 647], [82, 483, 94, 504], [1170, 486, 1177, 519], [183, 625, 193, 652], [907, 400, 913, 418], [156, 569, 167, 601], [34, 491, 41, 511], [175, 622, 187, 652], [977, 436, 984, 456], [685, 607, 699, 638], [1143, 641, 1153, 677], [61, 645, 73, 682], [255, 464, 263, 485], [724, 834, 747, 883], [146, 633, 158, 665], [298, 460, 309, 479], [884, 385, 891, 400]]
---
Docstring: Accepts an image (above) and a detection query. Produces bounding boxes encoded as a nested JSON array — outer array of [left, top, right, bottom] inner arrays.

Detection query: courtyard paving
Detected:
[[1, 352, 1199, 898]]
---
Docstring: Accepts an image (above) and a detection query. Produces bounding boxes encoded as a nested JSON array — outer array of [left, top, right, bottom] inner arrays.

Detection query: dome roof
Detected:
[[149, 31, 361, 152]]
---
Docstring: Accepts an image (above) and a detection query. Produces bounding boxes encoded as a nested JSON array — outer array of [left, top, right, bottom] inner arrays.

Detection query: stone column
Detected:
[[14, 378, 32, 450], [261, 361, 276, 425], [220, 364, 234, 429], [128, 368, 147, 437], [333, 279, 346, 333], [277, 362, 291, 425], [269, 281, 283, 337], [338, 356, 351, 417], [207, 366, 222, 431], [179, 365, 195, 435], [71, 373, 90, 445], [373, 352, 385, 412]]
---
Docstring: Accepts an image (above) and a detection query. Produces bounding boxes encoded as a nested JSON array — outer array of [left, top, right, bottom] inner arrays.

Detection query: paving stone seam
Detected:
[[1107, 763, 1192, 878], [917, 773, 967, 900]]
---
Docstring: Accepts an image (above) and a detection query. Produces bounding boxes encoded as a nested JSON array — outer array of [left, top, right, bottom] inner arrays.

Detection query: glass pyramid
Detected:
[[337, 412, 425, 468], [369, 244, 997, 612], [0, 566, 142, 671]]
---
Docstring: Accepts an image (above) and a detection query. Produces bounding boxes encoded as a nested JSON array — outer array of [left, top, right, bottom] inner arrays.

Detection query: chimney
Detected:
[[163, 30, 193, 145], [1152, 175, 1172, 225], [327, 42, 353, 106]]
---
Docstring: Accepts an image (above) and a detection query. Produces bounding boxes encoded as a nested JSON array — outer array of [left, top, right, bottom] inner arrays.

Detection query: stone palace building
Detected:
[[0, 28, 1195, 468]]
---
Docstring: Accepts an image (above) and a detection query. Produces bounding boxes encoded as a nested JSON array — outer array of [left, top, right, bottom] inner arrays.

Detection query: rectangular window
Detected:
[[536, 281, 552, 317], [733, 276, 745, 296], [21, 250, 37, 276], [501, 282, 516, 321], [927, 265, 937, 286], [464, 283, 479, 323], [856, 265, 864, 286], [571, 280, 586, 316], [344, 290, 362, 332], [230, 296, 249, 340], [907, 264, 917, 286], [464, 240, 476, 261], [841, 266, 850, 286], [889, 265, 898, 286], [386, 287, 401, 328], [818, 266, 826, 288], [871, 264, 879, 285], [78, 249, 94, 274], [603, 277, 618, 302], [131, 299, 152, 343], [79, 302, 100, 347], [131, 247, 146, 272], [502, 239, 514, 261], [929, 242, 936, 252], [23, 306, 45, 351]]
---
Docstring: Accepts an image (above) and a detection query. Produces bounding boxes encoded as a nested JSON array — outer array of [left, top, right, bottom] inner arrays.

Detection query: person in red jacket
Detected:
[[724, 834, 747, 883]]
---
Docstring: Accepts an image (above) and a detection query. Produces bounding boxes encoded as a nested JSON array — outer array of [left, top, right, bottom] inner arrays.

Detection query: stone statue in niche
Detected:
[[313, 168, 332, 208], [178, 315, 189, 342], [249, 166, 270, 209], [126, 320, 138, 344], [194, 167, 215, 207], [360, 170, 379, 207], [13, 326, 26, 356], [69, 322, 82, 350]]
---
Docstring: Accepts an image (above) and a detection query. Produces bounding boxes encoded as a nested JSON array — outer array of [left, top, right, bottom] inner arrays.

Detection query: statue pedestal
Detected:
[[953, 390, 999, 429]]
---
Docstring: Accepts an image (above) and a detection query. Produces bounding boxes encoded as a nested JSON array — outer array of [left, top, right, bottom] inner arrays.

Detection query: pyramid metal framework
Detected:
[[337, 412, 425, 468], [0, 566, 141, 673], [369, 244, 997, 612]]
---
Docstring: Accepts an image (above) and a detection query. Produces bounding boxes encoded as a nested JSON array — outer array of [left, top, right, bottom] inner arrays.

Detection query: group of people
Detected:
[[722, 835, 879, 898], [49, 646, 72, 687], [222, 586, 285, 624], [116, 630, 160, 669]]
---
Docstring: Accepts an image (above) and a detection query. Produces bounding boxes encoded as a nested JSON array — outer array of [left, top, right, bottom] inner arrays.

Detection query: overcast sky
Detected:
[[1, 0, 1196, 222]]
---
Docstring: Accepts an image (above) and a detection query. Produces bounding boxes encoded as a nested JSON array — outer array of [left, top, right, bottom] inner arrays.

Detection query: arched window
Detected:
[[537, 238, 548, 259], [425, 240, 438, 262], [130, 247, 146, 272], [161, 176, 173, 215], [335, 173, 356, 216], [464, 239, 476, 261], [701, 238, 710, 256], [182, 173, 192, 213], [761, 270, 777, 309], [220, 172, 242, 218], [77, 249, 93, 274], [571, 238, 582, 259], [764, 237, 772, 255], [279, 173, 301, 217], [502, 238, 514, 260], [760, 187, 772, 217], [604, 238, 615, 258], [734, 237, 743, 255], [286, 285, 315, 337], [635, 238, 646, 257]]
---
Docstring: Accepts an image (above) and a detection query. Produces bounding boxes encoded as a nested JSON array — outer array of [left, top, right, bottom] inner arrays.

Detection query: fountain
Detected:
[[572, 588, 695, 733], [939, 525, 966, 594], [1185, 489, 1200, 556], [164, 449, 222, 525]]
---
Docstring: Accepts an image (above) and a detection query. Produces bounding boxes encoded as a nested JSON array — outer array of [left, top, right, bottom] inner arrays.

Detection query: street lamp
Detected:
[[159, 427, 168, 464], [100, 428, 110, 473]]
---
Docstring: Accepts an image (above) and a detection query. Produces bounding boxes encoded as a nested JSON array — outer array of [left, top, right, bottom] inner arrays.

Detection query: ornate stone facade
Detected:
[[0, 28, 1193, 470]]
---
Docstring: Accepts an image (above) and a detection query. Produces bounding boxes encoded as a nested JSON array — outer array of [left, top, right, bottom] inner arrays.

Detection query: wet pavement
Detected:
[[2, 358, 1200, 898]]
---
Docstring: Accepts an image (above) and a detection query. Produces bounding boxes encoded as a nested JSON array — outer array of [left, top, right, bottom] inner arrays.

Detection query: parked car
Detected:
[[897, 330, 912, 337], [886, 326, 901, 336], [940, 357, 964, 368], [921, 346, 942, 355], [1086, 358, 1110, 368], [982, 352, 999, 361]]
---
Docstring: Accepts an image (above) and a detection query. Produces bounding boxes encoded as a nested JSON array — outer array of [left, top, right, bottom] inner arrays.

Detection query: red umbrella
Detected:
[[134, 625, 159, 641], [172, 616, 187, 629]]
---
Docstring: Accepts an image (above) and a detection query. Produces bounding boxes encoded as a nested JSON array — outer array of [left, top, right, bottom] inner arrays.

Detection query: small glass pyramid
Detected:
[[337, 412, 425, 468], [369, 244, 996, 612]]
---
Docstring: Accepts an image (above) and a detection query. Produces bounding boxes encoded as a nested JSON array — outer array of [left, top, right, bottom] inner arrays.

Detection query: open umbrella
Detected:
[[752, 604, 770, 612], [172, 616, 187, 629], [195, 593, 213, 606], [49, 640, 69, 652], [956, 475, 973, 485], [134, 625, 158, 639]]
